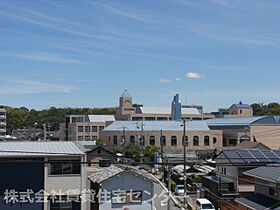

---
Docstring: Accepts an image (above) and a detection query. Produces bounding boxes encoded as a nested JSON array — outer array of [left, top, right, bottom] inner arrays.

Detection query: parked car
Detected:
[[175, 184, 185, 195], [196, 198, 215, 210]]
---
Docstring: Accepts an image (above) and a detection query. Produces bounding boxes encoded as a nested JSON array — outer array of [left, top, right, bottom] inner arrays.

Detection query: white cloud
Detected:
[[175, 78, 181, 81], [159, 79, 171, 83], [0, 80, 79, 94], [185, 72, 203, 79]]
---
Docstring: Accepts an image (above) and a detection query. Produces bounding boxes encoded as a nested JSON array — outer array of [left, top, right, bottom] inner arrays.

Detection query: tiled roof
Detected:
[[103, 120, 210, 131], [88, 165, 157, 183], [243, 165, 280, 183], [0, 141, 85, 157], [236, 193, 280, 210]]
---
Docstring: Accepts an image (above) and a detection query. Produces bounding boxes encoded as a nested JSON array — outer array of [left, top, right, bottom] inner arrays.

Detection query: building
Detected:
[[0, 141, 87, 210], [86, 145, 118, 163], [115, 90, 215, 121], [100, 120, 223, 150], [215, 149, 280, 197], [59, 114, 115, 141], [0, 107, 6, 140], [206, 116, 280, 149], [211, 102, 253, 118], [88, 165, 156, 210], [236, 165, 280, 210], [202, 176, 238, 209]]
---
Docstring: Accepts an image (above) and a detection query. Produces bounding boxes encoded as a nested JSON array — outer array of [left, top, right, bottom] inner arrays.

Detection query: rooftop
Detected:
[[88, 165, 157, 184], [138, 107, 200, 115], [232, 103, 252, 109], [0, 141, 85, 157], [103, 120, 210, 131], [120, 89, 131, 98], [206, 116, 280, 127], [236, 193, 280, 210], [243, 165, 280, 183], [87, 115, 115, 122]]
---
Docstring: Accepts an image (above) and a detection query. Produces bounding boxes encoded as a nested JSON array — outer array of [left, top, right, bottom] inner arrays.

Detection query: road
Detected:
[[154, 183, 183, 210]]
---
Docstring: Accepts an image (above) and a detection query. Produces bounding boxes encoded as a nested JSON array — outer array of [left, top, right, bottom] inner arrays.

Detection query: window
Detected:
[[229, 138, 237, 146], [161, 136, 166, 146], [50, 199, 72, 210], [171, 136, 177, 146], [50, 162, 81, 175], [78, 136, 83, 141], [240, 109, 243, 114], [182, 136, 188, 146], [130, 135, 135, 144], [97, 149, 101, 154], [113, 136, 118, 145], [149, 136, 155, 145], [193, 136, 199, 146], [139, 136, 145, 146], [204, 136, 210, 146], [92, 126, 97, 132], [223, 167, 227, 175], [99, 126, 104, 131], [223, 138, 227, 147], [269, 187, 278, 197], [213, 137, 217, 144], [78, 126, 83, 132], [92, 136, 97, 140], [85, 136, 90, 141], [85, 126, 90, 132]]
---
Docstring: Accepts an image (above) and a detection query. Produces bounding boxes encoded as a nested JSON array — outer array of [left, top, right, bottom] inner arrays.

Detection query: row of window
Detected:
[[78, 136, 97, 141], [112, 135, 217, 146], [78, 126, 104, 133], [50, 162, 81, 175]]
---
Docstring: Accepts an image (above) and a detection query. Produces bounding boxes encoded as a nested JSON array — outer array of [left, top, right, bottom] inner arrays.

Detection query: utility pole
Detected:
[[120, 126, 127, 162], [167, 161, 171, 210], [43, 124, 46, 141], [183, 118, 187, 208], [140, 120, 144, 162], [160, 129, 163, 170]]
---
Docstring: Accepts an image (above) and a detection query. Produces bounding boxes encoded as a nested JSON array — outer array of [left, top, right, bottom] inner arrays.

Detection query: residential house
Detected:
[[236, 165, 280, 210]]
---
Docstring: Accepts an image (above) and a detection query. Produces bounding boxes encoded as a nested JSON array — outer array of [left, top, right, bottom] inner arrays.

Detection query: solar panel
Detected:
[[272, 150, 280, 158], [237, 150, 254, 158], [262, 150, 278, 159], [249, 150, 266, 159], [224, 150, 245, 164]]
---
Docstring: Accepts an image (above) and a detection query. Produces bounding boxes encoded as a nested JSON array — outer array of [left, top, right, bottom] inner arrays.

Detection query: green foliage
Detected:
[[193, 175, 202, 183], [143, 145, 160, 162], [4, 106, 116, 134], [95, 138, 104, 146], [124, 143, 141, 161], [251, 102, 280, 116]]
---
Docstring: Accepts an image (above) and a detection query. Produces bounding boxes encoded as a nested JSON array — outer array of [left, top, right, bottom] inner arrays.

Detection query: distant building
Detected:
[[88, 165, 156, 210], [100, 120, 223, 151], [115, 90, 215, 121], [206, 116, 280, 149], [59, 114, 115, 141], [236, 165, 280, 210], [0, 107, 6, 140], [171, 93, 182, 120], [211, 102, 253, 118]]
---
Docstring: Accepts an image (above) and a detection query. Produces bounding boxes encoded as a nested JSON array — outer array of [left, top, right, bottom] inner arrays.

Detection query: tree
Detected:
[[95, 138, 104, 146], [143, 145, 160, 162]]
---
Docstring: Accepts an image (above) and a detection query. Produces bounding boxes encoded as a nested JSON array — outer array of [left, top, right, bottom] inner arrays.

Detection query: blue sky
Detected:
[[1, 0, 280, 112]]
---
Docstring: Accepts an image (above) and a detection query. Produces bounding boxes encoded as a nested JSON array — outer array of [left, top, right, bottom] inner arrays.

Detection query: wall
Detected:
[[100, 130, 223, 150], [255, 178, 280, 201], [250, 125, 280, 149], [99, 172, 154, 210]]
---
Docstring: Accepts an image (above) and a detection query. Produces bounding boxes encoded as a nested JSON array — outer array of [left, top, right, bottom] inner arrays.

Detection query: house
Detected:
[[201, 176, 238, 209], [88, 165, 156, 210], [86, 145, 117, 163], [0, 141, 87, 210], [215, 149, 280, 196], [236, 165, 280, 210]]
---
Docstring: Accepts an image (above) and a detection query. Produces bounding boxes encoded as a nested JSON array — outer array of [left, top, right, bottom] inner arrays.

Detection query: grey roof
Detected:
[[235, 193, 280, 210], [103, 120, 210, 131], [233, 104, 252, 109], [139, 107, 200, 115], [206, 116, 280, 127], [88, 165, 157, 183], [88, 115, 115, 122], [0, 141, 85, 157], [204, 176, 233, 184], [120, 89, 131, 98], [243, 165, 280, 183]]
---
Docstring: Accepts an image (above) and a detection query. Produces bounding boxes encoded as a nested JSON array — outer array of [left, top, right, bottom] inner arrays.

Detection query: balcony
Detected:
[[0, 115, 6, 119]]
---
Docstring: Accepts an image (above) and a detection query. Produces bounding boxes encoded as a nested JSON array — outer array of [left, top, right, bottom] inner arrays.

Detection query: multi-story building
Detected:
[[211, 102, 253, 118], [100, 120, 223, 151], [115, 90, 215, 121], [0, 141, 87, 210], [206, 116, 280, 149], [0, 107, 6, 140], [59, 114, 115, 141]]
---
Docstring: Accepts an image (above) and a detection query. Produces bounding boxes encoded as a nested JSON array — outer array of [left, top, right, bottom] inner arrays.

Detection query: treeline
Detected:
[[251, 103, 280, 116], [4, 106, 116, 134]]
